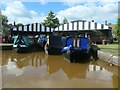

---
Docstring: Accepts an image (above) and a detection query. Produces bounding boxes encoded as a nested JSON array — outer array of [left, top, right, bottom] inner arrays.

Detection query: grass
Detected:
[[97, 44, 119, 56]]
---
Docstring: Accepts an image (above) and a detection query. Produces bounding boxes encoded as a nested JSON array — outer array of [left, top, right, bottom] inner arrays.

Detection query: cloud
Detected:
[[57, 2, 118, 24], [1, 1, 118, 25], [39, 0, 48, 4], [1, 1, 45, 24]]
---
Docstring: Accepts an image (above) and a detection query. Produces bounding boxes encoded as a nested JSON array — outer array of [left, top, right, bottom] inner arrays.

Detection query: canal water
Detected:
[[0, 50, 119, 88]]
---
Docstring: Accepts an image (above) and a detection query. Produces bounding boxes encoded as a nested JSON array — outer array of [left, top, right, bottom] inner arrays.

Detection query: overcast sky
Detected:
[[1, 0, 118, 25]]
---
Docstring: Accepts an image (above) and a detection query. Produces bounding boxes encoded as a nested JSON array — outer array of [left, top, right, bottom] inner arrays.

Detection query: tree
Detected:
[[62, 17, 68, 24], [113, 18, 120, 40], [16, 23, 23, 27], [42, 11, 60, 28], [0, 15, 9, 34], [2, 15, 8, 24], [0, 10, 2, 33]]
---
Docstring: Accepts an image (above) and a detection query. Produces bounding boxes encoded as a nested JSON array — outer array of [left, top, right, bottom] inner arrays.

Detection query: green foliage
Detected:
[[118, 18, 120, 37], [62, 17, 68, 24], [16, 23, 23, 26], [0, 15, 11, 35], [113, 24, 118, 39], [113, 18, 120, 40], [2, 15, 8, 24], [97, 44, 118, 55], [42, 11, 60, 28]]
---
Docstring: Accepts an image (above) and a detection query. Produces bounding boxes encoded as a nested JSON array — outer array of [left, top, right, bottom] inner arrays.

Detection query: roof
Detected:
[[2, 23, 16, 29]]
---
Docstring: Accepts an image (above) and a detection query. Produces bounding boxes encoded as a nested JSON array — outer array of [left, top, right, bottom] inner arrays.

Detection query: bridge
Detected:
[[54, 20, 113, 43], [11, 23, 54, 35], [11, 20, 113, 43]]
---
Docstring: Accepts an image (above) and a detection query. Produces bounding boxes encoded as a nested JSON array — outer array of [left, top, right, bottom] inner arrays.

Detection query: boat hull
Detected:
[[13, 44, 36, 53], [37, 41, 47, 51], [63, 50, 92, 63], [47, 47, 62, 55], [13, 46, 30, 53]]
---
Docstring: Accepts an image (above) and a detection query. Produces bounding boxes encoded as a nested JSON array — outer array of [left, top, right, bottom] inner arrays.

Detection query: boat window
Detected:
[[22, 36, 30, 46], [13, 36, 18, 44], [66, 37, 72, 46], [14, 36, 25, 45], [61, 37, 66, 47], [80, 38, 88, 49]]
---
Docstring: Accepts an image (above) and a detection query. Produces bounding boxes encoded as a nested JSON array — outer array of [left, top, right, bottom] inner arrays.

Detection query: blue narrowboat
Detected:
[[61, 36, 100, 63], [37, 37, 47, 50]]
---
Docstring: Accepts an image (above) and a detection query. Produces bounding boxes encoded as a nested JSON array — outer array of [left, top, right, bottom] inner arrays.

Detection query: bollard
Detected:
[[102, 39, 107, 45]]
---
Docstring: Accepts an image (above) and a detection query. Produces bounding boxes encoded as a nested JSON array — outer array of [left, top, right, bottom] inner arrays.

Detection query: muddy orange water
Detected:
[[0, 50, 120, 88]]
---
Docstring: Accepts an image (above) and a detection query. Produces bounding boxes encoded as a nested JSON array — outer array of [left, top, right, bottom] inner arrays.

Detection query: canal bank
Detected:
[[98, 50, 120, 67], [0, 43, 13, 50]]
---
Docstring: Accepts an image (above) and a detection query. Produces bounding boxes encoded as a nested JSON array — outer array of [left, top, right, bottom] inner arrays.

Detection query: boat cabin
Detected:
[[61, 36, 92, 53]]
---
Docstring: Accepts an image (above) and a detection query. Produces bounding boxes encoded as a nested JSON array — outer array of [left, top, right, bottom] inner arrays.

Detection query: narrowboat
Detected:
[[45, 35, 63, 55], [37, 37, 47, 51], [13, 35, 33, 53], [61, 36, 100, 63]]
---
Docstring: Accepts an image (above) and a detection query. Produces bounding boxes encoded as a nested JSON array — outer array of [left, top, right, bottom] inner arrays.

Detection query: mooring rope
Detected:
[[107, 54, 114, 61]]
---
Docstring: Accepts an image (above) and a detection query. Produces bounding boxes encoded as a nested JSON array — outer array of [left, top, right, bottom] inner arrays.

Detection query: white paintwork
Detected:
[[19, 45, 27, 47], [37, 24, 40, 32], [90, 22, 95, 30], [18, 26, 22, 31], [69, 23, 72, 30], [24, 25, 27, 31], [97, 23, 102, 29], [73, 39, 76, 47], [77, 39, 80, 47], [55, 27, 58, 31], [29, 24, 32, 31], [51, 28, 54, 32], [84, 22, 89, 30], [12, 20, 110, 32], [46, 27, 49, 32], [104, 24, 109, 29], [13, 45, 27, 47], [13, 45, 17, 47], [13, 28, 17, 31], [41, 25, 44, 32], [74, 22, 77, 30], [79, 22, 82, 30], [59, 25, 62, 31], [64, 24, 67, 31], [33, 23, 36, 32]]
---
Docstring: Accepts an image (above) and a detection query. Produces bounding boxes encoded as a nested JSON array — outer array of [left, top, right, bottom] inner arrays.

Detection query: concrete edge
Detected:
[[98, 50, 120, 67]]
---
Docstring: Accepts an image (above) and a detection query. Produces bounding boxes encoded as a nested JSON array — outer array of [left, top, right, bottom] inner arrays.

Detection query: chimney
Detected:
[[105, 20, 107, 25], [14, 21, 16, 26]]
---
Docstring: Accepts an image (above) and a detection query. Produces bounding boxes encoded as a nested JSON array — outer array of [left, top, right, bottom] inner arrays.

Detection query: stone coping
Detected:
[[98, 50, 120, 67]]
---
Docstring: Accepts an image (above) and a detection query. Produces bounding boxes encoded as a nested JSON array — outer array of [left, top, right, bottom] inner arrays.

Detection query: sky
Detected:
[[0, 0, 119, 25]]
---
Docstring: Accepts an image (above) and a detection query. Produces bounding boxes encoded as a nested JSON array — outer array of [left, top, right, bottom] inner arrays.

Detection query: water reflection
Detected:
[[46, 55, 90, 79], [1, 50, 119, 88], [2, 51, 48, 68], [3, 59, 24, 76]]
